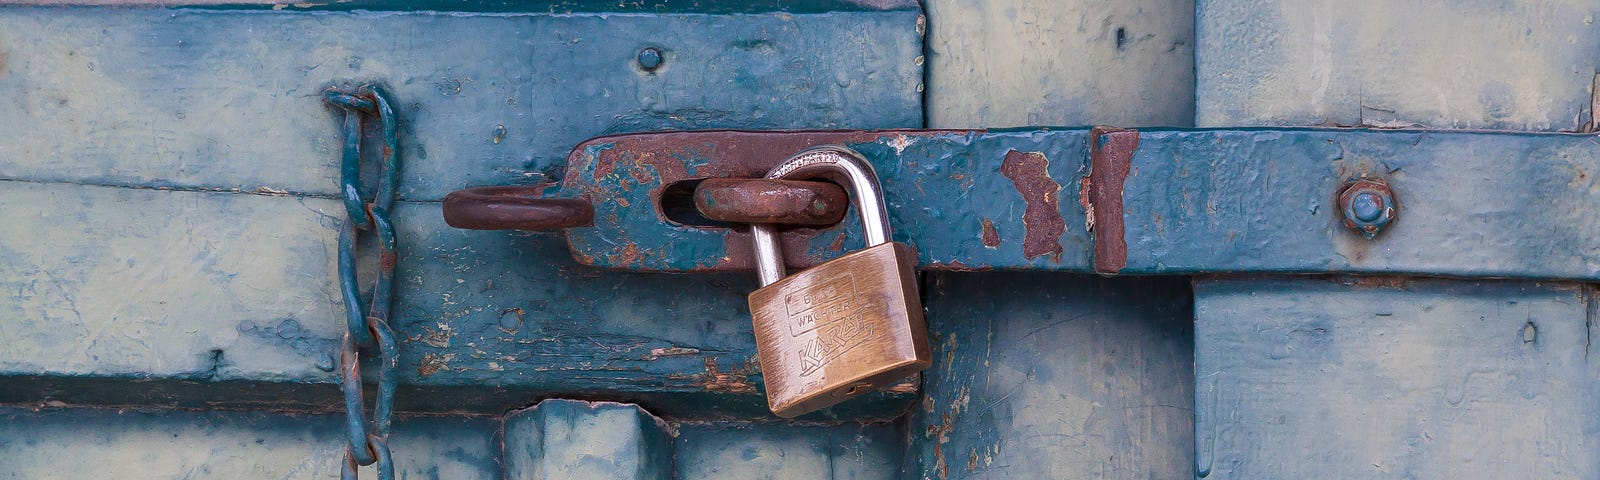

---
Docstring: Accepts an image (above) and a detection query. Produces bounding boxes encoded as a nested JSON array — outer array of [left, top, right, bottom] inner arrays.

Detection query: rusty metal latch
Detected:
[[435, 127, 1600, 282]]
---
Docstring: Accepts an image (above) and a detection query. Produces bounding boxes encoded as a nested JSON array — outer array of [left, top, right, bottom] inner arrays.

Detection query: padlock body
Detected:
[[748, 241, 930, 418]]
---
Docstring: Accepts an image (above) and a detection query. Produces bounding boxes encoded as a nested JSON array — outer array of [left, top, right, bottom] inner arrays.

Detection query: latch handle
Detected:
[[442, 185, 595, 230]]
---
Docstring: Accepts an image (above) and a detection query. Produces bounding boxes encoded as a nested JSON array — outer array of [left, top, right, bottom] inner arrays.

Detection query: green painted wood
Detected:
[[0, 407, 501, 479], [504, 399, 673, 480], [906, 274, 1195, 479], [1194, 277, 1600, 478], [0, 6, 923, 420], [1196, 0, 1600, 131]]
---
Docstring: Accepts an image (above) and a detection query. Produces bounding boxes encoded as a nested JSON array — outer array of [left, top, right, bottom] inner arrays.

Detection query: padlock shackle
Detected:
[[752, 145, 891, 286]]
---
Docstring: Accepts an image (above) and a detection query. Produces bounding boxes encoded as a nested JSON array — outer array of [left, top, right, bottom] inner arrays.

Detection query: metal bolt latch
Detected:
[[1338, 178, 1397, 239]]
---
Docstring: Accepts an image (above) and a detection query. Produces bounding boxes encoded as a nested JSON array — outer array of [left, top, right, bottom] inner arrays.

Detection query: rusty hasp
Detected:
[[442, 185, 595, 230], [694, 178, 849, 226]]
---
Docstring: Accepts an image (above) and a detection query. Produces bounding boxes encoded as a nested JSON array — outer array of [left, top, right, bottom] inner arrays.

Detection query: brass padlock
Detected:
[[747, 145, 931, 418]]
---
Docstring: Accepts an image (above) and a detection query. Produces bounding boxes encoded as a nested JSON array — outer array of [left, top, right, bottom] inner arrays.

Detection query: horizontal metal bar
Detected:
[[559, 127, 1600, 281]]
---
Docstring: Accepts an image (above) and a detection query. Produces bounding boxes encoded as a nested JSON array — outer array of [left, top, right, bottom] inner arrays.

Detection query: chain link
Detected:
[[325, 84, 401, 480]]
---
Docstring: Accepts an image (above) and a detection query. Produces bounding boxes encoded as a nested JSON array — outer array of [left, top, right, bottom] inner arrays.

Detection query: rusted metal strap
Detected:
[[443, 127, 1600, 282], [1086, 127, 1137, 274]]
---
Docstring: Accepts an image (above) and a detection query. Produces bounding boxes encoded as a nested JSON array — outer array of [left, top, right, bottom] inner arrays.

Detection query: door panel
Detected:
[[0, 407, 503, 479], [0, 4, 924, 421], [1196, 0, 1600, 131], [1194, 277, 1600, 478], [909, 274, 1195, 479]]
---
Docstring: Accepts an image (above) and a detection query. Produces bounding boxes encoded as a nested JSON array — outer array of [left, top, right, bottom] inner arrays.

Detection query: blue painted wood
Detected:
[[0, 8, 922, 200], [0, 407, 501, 478], [1194, 277, 1600, 478], [0, 6, 923, 420], [675, 421, 902, 479], [906, 273, 1194, 479], [1195, 0, 1600, 131], [503, 399, 673, 479], [1121, 128, 1600, 280]]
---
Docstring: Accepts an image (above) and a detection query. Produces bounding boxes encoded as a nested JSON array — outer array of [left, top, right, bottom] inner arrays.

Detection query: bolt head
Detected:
[[1337, 179, 1397, 240], [637, 47, 663, 71]]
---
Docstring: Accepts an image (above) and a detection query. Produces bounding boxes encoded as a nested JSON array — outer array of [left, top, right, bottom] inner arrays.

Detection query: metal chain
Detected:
[[324, 84, 401, 480]]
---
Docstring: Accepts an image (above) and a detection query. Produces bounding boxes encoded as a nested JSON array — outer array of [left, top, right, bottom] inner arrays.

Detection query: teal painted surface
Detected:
[[1194, 277, 1600, 478], [558, 127, 1600, 281], [562, 129, 1093, 272], [675, 421, 902, 479], [183, 0, 917, 13], [504, 399, 673, 479], [0, 8, 922, 200], [907, 274, 1195, 479], [923, 0, 1194, 129], [0, 6, 922, 420], [1121, 128, 1600, 279], [0, 407, 501, 479], [1196, 0, 1600, 131]]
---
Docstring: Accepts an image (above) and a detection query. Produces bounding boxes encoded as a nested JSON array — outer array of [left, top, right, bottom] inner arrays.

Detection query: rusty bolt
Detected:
[[637, 47, 663, 71], [1338, 178, 1397, 239]]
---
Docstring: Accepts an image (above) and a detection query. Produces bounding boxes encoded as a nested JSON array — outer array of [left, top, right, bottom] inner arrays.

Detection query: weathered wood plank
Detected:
[[504, 399, 673, 480], [0, 407, 501, 479], [0, 5, 923, 420], [1194, 277, 1600, 478], [0, 7, 922, 200], [907, 274, 1195, 479], [1196, 0, 1600, 131], [0, 181, 915, 419], [924, 0, 1194, 128], [675, 421, 901, 479]]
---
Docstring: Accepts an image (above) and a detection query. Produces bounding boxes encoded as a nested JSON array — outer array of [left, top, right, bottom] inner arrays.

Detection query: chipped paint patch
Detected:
[[647, 347, 701, 359], [999, 150, 1065, 261], [980, 218, 1000, 248], [698, 357, 757, 394], [417, 352, 455, 377], [1086, 127, 1137, 274], [886, 133, 915, 154]]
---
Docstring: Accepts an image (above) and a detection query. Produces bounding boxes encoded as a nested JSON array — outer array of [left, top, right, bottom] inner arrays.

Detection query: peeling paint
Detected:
[[697, 357, 757, 394], [1086, 127, 1138, 274], [979, 218, 1000, 248], [999, 150, 1066, 261]]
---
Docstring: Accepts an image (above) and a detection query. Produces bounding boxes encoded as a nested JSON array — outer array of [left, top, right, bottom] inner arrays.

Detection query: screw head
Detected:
[[1338, 179, 1397, 239], [637, 47, 663, 71]]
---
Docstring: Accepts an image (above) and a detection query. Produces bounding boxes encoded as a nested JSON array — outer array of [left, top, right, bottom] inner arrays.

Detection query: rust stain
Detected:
[[979, 218, 1000, 248], [1342, 274, 1414, 290], [999, 150, 1065, 261], [1087, 127, 1138, 274], [925, 260, 992, 272], [699, 357, 757, 394], [883, 375, 920, 394], [417, 352, 454, 377], [827, 232, 847, 252]]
